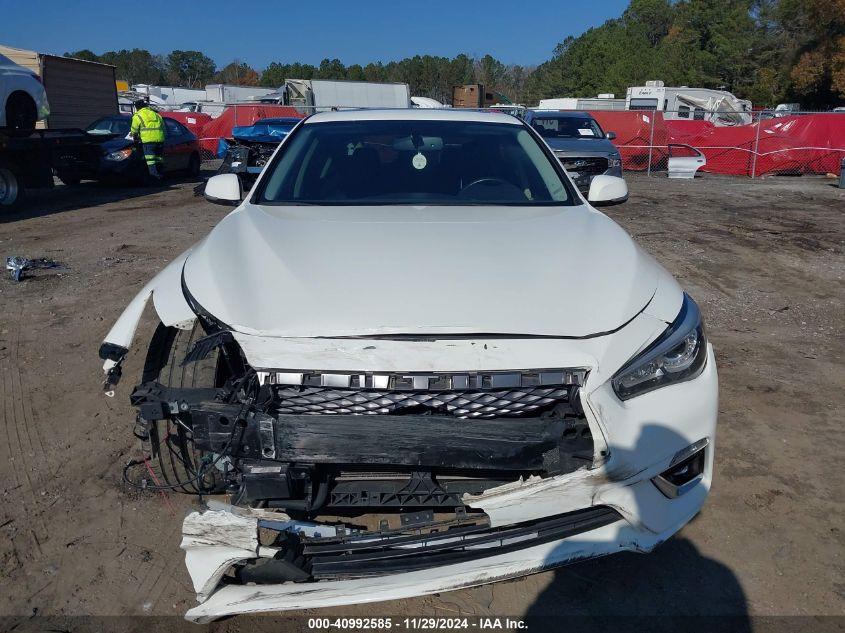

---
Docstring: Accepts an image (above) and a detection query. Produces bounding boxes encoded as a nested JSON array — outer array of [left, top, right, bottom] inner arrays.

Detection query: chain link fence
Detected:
[[163, 104, 845, 180], [591, 110, 845, 178]]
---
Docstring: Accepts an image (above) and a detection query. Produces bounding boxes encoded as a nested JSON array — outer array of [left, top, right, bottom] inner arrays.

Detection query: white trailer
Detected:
[[538, 95, 626, 111], [283, 79, 411, 111], [204, 84, 276, 104], [133, 84, 206, 107]]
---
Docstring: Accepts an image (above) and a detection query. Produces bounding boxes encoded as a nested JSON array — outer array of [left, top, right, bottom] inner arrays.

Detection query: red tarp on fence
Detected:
[[589, 111, 845, 176], [162, 112, 212, 139], [196, 105, 304, 153]]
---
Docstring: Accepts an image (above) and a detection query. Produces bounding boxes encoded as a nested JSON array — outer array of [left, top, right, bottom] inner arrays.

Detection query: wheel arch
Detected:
[[5, 90, 36, 119], [100, 248, 197, 374]]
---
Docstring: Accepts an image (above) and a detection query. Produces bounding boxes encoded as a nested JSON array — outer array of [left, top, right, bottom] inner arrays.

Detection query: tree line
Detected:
[[66, 0, 844, 108]]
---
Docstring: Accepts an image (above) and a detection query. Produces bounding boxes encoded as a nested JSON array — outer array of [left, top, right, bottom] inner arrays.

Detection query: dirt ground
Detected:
[[0, 172, 842, 630]]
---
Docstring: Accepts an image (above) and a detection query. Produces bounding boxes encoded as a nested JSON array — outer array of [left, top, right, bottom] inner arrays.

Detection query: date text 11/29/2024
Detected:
[[307, 618, 528, 630]]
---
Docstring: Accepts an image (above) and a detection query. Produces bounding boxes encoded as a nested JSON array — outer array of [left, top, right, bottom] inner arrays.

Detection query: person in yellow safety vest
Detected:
[[128, 99, 165, 179]]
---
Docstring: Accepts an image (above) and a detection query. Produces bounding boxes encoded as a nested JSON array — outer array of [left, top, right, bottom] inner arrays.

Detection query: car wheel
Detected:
[[57, 173, 81, 187], [137, 321, 225, 494], [5, 92, 37, 132], [187, 152, 201, 177], [0, 166, 24, 209]]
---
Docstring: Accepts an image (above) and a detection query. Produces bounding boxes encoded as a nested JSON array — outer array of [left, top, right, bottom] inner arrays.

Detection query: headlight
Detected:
[[612, 293, 707, 400], [607, 154, 622, 168], [105, 148, 134, 161]]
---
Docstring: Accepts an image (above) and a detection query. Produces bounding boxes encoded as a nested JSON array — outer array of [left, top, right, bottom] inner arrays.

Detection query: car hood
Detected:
[[182, 203, 665, 338], [544, 137, 617, 154], [88, 135, 133, 153]]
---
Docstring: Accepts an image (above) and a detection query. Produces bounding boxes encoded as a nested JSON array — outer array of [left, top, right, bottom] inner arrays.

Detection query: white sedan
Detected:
[[100, 109, 718, 621], [0, 53, 49, 130]]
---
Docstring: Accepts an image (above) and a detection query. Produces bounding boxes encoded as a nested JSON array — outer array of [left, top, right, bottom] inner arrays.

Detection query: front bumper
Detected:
[[54, 151, 143, 181], [553, 151, 623, 192], [181, 344, 718, 621]]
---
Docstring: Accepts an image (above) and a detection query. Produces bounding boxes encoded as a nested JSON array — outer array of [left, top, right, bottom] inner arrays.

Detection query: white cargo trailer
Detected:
[[537, 96, 625, 111], [204, 84, 276, 104], [282, 79, 411, 111]]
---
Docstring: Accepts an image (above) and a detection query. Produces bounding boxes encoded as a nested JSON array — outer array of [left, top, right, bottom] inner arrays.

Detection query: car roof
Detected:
[[305, 108, 521, 125], [256, 117, 302, 125], [528, 110, 594, 118]]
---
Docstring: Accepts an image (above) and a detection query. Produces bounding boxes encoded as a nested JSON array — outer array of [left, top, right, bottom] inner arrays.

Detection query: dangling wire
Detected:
[[123, 419, 245, 492]]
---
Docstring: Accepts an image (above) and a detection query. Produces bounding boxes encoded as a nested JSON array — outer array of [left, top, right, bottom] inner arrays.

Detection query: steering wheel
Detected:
[[460, 177, 511, 192], [458, 177, 525, 201]]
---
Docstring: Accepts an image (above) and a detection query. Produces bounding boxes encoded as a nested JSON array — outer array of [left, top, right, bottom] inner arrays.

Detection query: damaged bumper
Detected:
[[172, 343, 716, 621]]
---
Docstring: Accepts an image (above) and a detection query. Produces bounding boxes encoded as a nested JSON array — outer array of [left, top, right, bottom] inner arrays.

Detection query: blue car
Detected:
[[216, 117, 301, 158], [523, 110, 623, 193], [215, 117, 302, 187]]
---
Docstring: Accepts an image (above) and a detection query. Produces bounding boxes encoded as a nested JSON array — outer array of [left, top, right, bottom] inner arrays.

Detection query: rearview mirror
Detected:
[[587, 175, 628, 206], [393, 135, 444, 151], [204, 174, 242, 205], [606, 131, 617, 140]]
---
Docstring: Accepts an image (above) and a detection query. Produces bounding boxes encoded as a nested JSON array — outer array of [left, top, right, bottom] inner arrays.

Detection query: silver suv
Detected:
[[524, 109, 623, 193]]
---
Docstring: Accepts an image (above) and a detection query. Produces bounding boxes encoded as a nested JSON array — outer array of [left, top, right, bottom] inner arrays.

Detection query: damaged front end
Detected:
[[101, 294, 718, 621], [132, 355, 597, 509], [215, 140, 277, 190], [127, 323, 609, 568]]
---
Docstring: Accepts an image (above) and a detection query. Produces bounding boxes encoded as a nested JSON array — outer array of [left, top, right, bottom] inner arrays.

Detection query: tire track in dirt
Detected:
[[130, 522, 186, 613], [0, 337, 22, 493], [0, 313, 50, 541], [11, 318, 50, 490]]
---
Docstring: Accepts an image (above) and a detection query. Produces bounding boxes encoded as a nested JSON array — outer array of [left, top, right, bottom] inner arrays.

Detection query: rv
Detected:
[[626, 81, 752, 125]]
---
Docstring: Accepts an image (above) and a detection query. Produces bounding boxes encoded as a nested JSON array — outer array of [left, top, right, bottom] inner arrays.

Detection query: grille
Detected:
[[261, 369, 587, 419], [559, 156, 609, 175], [273, 385, 571, 419]]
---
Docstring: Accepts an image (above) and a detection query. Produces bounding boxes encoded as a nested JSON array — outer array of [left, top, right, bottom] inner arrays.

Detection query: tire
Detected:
[[0, 166, 24, 209], [139, 321, 224, 494], [5, 92, 37, 132], [187, 152, 201, 177]]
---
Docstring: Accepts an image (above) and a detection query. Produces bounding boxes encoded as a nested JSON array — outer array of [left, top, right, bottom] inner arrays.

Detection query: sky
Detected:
[[0, 0, 629, 69]]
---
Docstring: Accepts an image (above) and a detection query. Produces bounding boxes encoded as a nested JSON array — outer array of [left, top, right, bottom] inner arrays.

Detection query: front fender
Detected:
[[99, 249, 196, 375]]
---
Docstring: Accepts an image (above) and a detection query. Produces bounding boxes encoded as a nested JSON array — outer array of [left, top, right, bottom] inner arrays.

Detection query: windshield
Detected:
[[87, 118, 130, 136], [530, 116, 605, 139], [258, 120, 572, 205]]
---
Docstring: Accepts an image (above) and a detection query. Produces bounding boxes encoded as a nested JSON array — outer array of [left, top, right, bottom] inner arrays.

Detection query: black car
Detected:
[[54, 115, 201, 185]]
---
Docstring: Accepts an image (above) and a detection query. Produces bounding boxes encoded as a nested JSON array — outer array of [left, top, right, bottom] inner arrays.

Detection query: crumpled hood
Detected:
[[182, 204, 664, 338], [544, 137, 618, 154]]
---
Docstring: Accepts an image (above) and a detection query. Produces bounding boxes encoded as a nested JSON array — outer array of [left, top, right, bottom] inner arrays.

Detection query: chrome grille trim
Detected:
[[256, 369, 587, 390]]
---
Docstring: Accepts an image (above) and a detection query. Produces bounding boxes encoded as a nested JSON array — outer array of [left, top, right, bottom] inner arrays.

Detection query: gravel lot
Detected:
[[0, 172, 842, 629]]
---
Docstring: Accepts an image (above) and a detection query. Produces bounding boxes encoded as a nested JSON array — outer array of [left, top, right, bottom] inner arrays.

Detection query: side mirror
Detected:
[[606, 131, 617, 140], [587, 175, 628, 206], [204, 174, 242, 205]]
